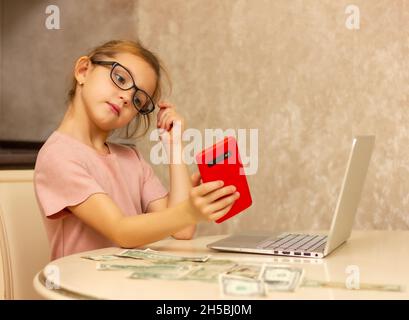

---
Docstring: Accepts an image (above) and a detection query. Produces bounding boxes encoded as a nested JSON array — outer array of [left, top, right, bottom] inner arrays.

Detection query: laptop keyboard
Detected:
[[257, 233, 328, 253]]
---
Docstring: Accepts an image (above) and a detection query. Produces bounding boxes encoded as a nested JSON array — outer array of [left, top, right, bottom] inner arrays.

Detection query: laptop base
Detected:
[[207, 233, 327, 259]]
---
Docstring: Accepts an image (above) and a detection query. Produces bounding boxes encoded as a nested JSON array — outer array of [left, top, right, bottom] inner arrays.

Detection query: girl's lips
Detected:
[[107, 102, 120, 116]]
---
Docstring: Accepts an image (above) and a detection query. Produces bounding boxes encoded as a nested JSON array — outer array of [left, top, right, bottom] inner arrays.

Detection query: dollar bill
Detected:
[[259, 264, 304, 292], [224, 264, 262, 280], [96, 263, 157, 271], [97, 260, 236, 283], [302, 279, 405, 292], [151, 258, 235, 266], [97, 262, 193, 280], [205, 258, 237, 265], [180, 264, 238, 282], [219, 274, 266, 297], [117, 248, 210, 262], [128, 264, 193, 280], [81, 255, 122, 261]]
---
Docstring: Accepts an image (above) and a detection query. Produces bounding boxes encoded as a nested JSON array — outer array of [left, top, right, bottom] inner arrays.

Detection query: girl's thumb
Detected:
[[191, 172, 201, 186]]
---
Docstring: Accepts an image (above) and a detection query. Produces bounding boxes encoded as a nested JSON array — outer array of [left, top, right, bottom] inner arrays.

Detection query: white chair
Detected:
[[0, 170, 50, 299]]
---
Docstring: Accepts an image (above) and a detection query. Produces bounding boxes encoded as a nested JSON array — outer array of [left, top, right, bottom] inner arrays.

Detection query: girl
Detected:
[[34, 40, 240, 260]]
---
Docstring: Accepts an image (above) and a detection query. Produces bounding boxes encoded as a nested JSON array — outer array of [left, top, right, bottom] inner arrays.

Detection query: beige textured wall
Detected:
[[135, 0, 409, 235], [0, 0, 138, 141], [1, 1, 408, 237]]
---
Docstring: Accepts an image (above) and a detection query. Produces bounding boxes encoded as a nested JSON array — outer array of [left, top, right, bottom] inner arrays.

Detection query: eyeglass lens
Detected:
[[111, 64, 154, 114]]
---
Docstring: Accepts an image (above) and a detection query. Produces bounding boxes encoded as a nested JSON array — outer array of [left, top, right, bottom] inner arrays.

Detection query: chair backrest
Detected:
[[0, 170, 50, 299]]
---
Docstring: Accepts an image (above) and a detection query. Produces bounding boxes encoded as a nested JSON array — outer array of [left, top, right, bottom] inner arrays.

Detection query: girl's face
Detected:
[[76, 52, 157, 132]]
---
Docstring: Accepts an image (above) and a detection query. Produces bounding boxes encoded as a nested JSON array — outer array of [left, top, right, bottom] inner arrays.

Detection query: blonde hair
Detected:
[[67, 39, 171, 139]]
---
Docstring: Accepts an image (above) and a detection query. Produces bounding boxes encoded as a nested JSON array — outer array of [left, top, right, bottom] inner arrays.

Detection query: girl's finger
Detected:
[[159, 111, 172, 129], [191, 172, 201, 186], [157, 108, 166, 122], [158, 102, 175, 109], [165, 113, 179, 131], [157, 106, 169, 119], [204, 192, 239, 215], [157, 104, 172, 121], [165, 115, 179, 131], [208, 203, 234, 222], [157, 105, 173, 116], [158, 109, 172, 127], [169, 118, 184, 132], [206, 185, 236, 203], [195, 180, 224, 196]]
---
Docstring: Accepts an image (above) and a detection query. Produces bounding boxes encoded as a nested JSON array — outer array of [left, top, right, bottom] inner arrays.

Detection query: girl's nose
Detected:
[[119, 96, 128, 105]]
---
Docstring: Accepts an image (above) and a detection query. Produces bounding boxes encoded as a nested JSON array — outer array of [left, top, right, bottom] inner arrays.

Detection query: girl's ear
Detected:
[[74, 56, 91, 86]]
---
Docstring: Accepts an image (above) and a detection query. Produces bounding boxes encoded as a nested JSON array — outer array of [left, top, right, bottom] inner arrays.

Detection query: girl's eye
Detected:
[[114, 73, 126, 85], [134, 96, 142, 107]]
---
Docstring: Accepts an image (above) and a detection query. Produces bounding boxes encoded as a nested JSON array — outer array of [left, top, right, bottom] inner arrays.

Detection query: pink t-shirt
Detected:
[[34, 131, 168, 260]]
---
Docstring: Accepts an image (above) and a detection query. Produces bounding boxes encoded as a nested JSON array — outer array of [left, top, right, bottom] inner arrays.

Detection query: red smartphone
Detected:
[[195, 136, 252, 223]]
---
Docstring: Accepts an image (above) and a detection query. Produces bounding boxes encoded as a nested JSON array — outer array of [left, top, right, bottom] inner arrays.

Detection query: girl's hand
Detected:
[[188, 178, 240, 223], [157, 102, 185, 146], [190, 172, 202, 187]]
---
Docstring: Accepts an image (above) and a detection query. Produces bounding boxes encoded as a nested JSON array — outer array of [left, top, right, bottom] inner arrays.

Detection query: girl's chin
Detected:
[[92, 116, 119, 132], [88, 110, 128, 131]]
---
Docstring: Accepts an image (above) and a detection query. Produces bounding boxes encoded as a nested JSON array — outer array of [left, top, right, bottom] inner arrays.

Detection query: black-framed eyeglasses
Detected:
[[90, 59, 155, 115]]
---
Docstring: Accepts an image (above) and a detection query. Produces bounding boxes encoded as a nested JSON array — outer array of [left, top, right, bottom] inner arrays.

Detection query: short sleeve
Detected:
[[34, 152, 106, 218], [133, 149, 168, 212]]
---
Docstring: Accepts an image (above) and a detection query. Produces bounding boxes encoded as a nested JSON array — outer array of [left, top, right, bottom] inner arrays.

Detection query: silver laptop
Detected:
[[207, 136, 375, 258]]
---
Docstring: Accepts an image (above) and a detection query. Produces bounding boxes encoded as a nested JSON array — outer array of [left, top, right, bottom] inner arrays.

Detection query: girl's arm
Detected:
[[155, 102, 197, 239], [68, 181, 238, 248], [167, 139, 197, 239], [147, 171, 199, 240]]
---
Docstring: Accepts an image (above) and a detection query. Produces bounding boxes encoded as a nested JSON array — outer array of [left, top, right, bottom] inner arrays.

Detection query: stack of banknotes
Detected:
[[82, 248, 404, 297], [82, 248, 304, 296]]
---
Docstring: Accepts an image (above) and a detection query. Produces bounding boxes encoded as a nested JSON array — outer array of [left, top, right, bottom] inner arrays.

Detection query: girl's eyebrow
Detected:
[[121, 63, 150, 92], [114, 61, 137, 80], [114, 58, 155, 96]]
